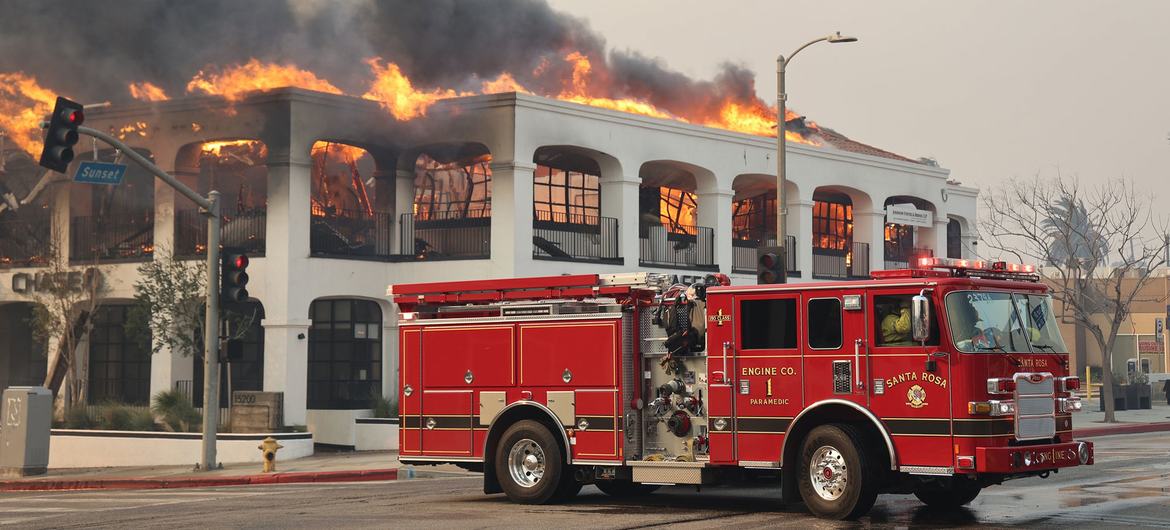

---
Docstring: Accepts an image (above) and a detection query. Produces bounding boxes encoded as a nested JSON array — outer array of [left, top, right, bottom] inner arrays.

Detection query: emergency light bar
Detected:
[[915, 257, 1035, 274]]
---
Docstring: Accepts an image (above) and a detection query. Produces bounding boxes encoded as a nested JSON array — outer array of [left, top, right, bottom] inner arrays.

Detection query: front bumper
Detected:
[[975, 441, 1093, 474]]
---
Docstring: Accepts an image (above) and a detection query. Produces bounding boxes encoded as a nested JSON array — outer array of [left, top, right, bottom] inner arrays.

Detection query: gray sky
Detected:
[[548, 0, 1170, 195]]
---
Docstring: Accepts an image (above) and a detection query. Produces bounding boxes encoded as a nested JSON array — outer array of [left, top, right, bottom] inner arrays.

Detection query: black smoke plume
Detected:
[[0, 0, 769, 119]]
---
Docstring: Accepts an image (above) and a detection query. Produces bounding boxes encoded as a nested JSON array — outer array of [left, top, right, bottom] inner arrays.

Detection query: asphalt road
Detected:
[[2, 432, 1167, 529]]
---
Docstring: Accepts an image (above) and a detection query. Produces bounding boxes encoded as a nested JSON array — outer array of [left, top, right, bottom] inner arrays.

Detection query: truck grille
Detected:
[[1014, 372, 1055, 440]]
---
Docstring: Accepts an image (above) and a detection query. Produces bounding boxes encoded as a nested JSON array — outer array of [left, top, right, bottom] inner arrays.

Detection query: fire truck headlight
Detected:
[[713, 418, 728, 431], [1078, 442, 1090, 464]]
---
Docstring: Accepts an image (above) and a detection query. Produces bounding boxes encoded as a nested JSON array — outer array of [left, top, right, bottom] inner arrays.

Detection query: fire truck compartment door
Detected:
[[730, 293, 803, 464], [400, 328, 422, 455]]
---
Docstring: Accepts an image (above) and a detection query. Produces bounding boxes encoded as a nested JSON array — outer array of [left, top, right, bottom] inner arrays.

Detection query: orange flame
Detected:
[[186, 59, 343, 102], [114, 120, 150, 140], [481, 72, 532, 95], [310, 141, 368, 163], [0, 72, 58, 156], [128, 81, 169, 102], [362, 58, 470, 120], [554, 52, 674, 120], [200, 139, 267, 159]]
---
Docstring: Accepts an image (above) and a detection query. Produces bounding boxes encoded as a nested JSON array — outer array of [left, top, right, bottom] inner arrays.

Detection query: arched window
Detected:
[[308, 299, 383, 409], [732, 192, 776, 241], [813, 192, 853, 253], [88, 304, 151, 405], [947, 218, 962, 258]]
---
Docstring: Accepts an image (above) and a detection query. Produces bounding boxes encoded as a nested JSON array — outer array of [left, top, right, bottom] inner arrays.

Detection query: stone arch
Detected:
[[173, 139, 270, 257]]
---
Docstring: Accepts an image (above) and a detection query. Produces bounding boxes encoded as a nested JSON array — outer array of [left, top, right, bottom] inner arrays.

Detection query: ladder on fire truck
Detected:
[[387, 272, 676, 310]]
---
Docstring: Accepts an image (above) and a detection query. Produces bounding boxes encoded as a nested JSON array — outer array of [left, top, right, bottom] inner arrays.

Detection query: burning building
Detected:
[[0, 87, 977, 445]]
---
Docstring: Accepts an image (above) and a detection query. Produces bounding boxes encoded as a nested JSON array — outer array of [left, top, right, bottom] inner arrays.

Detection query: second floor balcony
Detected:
[[639, 222, 716, 271], [175, 208, 267, 258], [532, 211, 620, 264], [812, 241, 871, 280], [0, 209, 52, 268], [70, 212, 154, 263]]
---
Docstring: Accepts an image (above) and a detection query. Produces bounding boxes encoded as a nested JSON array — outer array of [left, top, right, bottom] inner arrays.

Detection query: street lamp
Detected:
[[776, 31, 857, 282]]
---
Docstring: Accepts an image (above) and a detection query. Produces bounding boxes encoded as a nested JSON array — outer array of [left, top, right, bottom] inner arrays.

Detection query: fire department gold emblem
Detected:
[[906, 384, 927, 408]]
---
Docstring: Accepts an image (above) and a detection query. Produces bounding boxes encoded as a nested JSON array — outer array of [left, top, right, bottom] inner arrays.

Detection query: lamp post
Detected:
[[776, 31, 857, 282]]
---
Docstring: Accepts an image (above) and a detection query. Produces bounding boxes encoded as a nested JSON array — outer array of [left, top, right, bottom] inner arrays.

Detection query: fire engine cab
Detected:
[[389, 258, 1093, 520]]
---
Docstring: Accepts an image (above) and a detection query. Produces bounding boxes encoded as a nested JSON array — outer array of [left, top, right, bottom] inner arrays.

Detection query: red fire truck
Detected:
[[390, 258, 1092, 520]]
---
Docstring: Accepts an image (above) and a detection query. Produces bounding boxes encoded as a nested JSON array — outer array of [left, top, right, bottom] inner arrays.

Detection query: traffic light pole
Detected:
[[77, 126, 222, 470]]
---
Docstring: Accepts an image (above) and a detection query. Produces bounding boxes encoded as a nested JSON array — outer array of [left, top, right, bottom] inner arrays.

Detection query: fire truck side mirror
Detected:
[[911, 294, 930, 343]]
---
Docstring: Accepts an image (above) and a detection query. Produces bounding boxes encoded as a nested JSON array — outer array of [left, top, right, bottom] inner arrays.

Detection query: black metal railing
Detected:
[[399, 210, 491, 260], [639, 223, 716, 270], [175, 208, 267, 257], [311, 208, 393, 259], [532, 211, 620, 263], [813, 241, 871, 279], [0, 209, 52, 268], [884, 246, 933, 271], [731, 235, 797, 275], [70, 212, 154, 262]]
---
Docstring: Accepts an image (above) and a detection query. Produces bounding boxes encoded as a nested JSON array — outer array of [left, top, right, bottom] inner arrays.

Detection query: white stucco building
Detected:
[[0, 89, 978, 445]]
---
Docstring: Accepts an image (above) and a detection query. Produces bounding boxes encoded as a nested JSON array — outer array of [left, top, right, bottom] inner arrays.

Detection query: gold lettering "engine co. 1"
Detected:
[[742, 366, 796, 376]]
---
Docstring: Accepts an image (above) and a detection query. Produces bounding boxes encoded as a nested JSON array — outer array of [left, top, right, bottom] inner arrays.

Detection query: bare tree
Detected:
[[27, 243, 110, 415], [981, 176, 1169, 422]]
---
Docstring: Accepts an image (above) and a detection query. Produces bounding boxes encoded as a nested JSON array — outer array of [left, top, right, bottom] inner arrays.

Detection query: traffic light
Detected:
[[220, 249, 250, 303], [757, 245, 785, 285], [39, 96, 85, 173]]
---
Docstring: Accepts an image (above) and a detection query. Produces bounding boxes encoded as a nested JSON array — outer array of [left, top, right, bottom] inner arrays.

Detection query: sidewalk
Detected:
[[0, 451, 408, 492], [1072, 399, 1170, 437]]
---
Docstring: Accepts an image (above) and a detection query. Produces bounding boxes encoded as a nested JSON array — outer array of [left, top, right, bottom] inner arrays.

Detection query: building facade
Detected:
[[0, 90, 978, 444]]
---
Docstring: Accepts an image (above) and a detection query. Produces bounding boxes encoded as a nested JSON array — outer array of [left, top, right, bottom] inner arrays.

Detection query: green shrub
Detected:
[[129, 408, 157, 431], [61, 407, 97, 429], [104, 406, 134, 430], [152, 390, 202, 432], [372, 394, 397, 418]]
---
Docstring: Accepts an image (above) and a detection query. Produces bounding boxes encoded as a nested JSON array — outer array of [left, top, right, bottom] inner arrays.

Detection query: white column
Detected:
[[392, 169, 414, 255], [489, 161, 535, 276], [697, 188, 733, 273], [921, 218, 949, 259], [600, 175, 640, 267], [262, 152, 313, 425], [788, 200, 814, 278], [382, 319, 399, 408], [854, 210, 886, 273], [148, 169, 188, 400]]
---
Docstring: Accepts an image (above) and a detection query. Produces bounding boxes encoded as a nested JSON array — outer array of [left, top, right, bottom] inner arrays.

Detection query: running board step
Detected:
[[627, 460, 708, 485]]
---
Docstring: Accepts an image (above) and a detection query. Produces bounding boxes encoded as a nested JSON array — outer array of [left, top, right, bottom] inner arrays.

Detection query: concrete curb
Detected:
[[0, 468, 397, 492], [1073, 421, 1170, 438]]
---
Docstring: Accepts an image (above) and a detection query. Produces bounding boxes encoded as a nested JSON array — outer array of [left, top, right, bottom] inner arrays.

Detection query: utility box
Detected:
[[1, 386, 53, 477], [230, 391, 283, 433]]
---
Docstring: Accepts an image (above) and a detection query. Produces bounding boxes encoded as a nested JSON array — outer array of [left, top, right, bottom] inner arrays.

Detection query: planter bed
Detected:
[[354, 418, 399, 451], [48, 430, 313, 468]]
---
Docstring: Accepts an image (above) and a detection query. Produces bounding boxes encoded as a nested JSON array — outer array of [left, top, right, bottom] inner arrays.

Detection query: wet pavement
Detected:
[[1, 432, 1167, 528]]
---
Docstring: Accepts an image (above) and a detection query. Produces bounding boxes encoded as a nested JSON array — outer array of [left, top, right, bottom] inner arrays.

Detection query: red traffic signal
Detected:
[[220, 249, 250, 304], [39, 96, 85, 173]]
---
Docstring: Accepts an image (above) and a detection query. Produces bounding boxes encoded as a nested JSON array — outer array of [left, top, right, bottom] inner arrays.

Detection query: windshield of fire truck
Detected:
[[945, 291, 1067, 353]]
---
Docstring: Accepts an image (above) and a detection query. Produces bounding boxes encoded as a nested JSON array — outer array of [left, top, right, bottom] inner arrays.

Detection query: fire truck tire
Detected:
[[913, 479, 981, 508], [594, 480, 661, 497], [495, 420, 569, 504], [797, 424, 879, 520]]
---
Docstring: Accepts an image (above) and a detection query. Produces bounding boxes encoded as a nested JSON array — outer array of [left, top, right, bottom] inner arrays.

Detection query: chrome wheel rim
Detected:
[[507, 438, 546, 488], [809, 445, 848, 501]]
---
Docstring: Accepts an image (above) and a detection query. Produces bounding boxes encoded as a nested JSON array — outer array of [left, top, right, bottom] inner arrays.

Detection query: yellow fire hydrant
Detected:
[[259, 437, 283, 473]]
